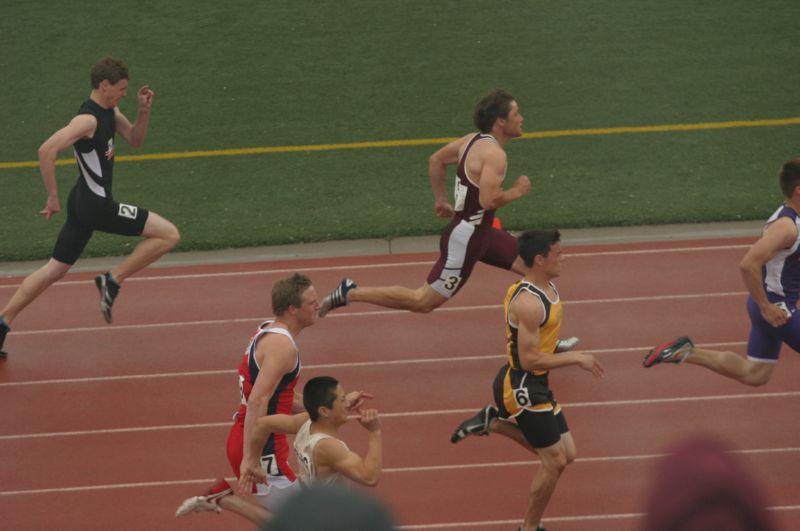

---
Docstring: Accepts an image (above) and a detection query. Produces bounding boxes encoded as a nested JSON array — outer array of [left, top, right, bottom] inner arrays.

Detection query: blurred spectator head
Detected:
[[264, 484, 396, 531], [641, 434, 777, 531]]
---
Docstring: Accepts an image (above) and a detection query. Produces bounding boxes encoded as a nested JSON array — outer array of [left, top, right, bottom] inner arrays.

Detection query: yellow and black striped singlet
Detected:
[[495, 279, 565, 417], [504, 279, 563, 375]]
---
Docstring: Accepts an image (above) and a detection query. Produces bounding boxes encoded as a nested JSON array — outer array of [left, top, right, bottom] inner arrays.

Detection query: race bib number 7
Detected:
[[260, 453, 280, 476]]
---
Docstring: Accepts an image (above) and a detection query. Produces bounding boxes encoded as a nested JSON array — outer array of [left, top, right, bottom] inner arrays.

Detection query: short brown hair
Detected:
[[473, 89, 516, 133], [271, 273, 313, 316], [779, 159, 800, 198], [90, 56, 129, 89]]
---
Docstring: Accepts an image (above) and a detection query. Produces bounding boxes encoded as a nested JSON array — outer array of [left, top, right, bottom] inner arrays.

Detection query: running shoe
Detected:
[[554, 336, 579, 353], [318, 278, 357, 317], [175, 478, 232, 517], [95, 272, 120, 324], [0, 319, 9, 359], [642, 336, 694, 368], [450, 405, 498, 443]]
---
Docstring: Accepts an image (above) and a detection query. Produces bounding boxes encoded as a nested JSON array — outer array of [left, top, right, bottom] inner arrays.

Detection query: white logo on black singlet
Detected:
[[118, 204, 138, 220]]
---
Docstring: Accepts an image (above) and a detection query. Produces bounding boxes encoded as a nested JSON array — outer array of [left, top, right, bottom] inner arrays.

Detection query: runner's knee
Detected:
[[565, 446, 577, 464], [144, 214, 181, 249], [412, 299, 441, 313], [541, 449, 568, 474], [742, 374, 770, 387], [163, 223, 180, 249], [410, 287, 444, 313], [154, 222, 180, 250], [740, 365, 772, 387], [42, 261, 71, 284]]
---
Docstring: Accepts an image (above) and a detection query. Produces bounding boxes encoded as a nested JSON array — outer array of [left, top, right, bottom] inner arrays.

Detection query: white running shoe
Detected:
[[554, 336, 580, 353], [318, 278, 358, 317], [175, 478, 232, 517]]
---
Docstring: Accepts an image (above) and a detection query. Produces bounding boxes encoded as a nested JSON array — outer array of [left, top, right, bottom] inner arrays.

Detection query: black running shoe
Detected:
[[642, 336, 694, 368], [0, 319, 9, 359], [95, 272, 120, 324], [450, 405, 499, 443], [318, 278, 357, 317]]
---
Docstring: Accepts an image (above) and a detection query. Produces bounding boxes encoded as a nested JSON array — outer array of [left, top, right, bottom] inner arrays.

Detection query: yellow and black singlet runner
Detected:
[[494, 279, 564, 417]]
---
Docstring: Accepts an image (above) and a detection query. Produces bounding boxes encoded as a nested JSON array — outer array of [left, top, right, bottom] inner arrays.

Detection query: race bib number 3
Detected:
[[442, 274, 462, 293]]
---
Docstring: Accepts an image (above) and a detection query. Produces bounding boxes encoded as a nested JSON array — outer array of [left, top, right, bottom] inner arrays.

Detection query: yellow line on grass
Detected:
[[2, 117, 799, 170], [520, 117, 800, 139]]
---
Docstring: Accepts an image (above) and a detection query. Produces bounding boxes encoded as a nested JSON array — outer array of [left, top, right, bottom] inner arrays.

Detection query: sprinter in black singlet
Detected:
[[0, 56, 179, 358]]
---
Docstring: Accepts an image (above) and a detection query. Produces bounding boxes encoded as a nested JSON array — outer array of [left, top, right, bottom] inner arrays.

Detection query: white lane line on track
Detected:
[[6, 290, 747, 337], [377, 391, 800, 419], [0, 341, 748, 388], [0, 500, 791, 526], [400, 514, 644, 529], [0, 448, 796, 496], [383, 447, 800, 473], [0, 243, 751, 288], [0, 260, 434, 289], [397, 505, 800, 529], [1, 391, 797, 441]]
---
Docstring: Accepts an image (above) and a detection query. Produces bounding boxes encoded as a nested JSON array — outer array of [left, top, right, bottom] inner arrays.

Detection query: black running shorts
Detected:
[[514, 407, 569, 449], [52, 184, 149, 265]]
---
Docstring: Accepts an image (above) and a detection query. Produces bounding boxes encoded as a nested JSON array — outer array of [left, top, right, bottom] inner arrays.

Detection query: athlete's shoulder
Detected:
[[293, 419, 312, 447], [76, 99, 95, 114], [252, 329, 298, 367], [773, 204, 798, 221], [77, 99, 111, 118], [505, 278, 524, 298], [765, 204, 799, 230], [471, 138, 506, 171], [516, 280, 544, 297], [512, 284, 545, 308], [315, 435, 348, 456], [763, 214, 800, 249], [471, 133, 504, 153]]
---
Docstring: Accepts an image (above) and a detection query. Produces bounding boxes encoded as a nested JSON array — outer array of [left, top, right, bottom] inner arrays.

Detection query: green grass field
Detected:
[[2, 0, 799, 261]]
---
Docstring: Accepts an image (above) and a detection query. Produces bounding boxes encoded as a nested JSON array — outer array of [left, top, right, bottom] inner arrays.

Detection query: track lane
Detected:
[[4, 235, 799, 530]]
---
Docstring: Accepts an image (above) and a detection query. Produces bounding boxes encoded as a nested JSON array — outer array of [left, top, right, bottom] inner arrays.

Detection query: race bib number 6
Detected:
[[514, 387, 531, 407]]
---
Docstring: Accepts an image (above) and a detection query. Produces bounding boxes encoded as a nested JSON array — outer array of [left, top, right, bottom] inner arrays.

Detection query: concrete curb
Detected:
[[0, 220, 762, 278]]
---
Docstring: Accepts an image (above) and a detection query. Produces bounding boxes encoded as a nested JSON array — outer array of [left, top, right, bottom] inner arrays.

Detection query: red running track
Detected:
[[1, 236, 799, 531]]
